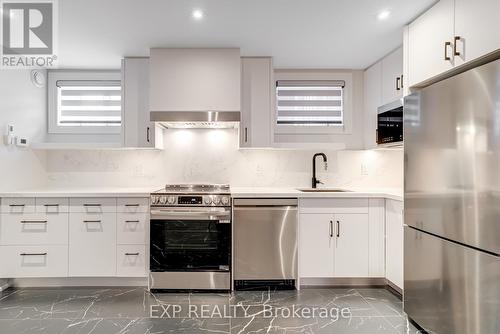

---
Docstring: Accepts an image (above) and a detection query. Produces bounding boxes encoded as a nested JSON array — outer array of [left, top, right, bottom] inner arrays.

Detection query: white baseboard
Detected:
[[300, 277, 387, 288], [9, 277, 148, 288]]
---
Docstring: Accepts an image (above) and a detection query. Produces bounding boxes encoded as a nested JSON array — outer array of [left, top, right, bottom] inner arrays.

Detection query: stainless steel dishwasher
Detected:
[[233, 198, 298, 289]]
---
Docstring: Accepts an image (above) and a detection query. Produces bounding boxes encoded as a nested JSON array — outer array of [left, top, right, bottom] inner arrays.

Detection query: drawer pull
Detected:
[[44, 204, 59, 207], [125, 252, 140, 256], [9, 204, 26, 207], [125, 220, 140, 223], [20, 252, 47, 256], [83, 220, 102, 223], [83, 204, 102, 207], [125, 204, 140, 207], [21, 220, 47, 224]]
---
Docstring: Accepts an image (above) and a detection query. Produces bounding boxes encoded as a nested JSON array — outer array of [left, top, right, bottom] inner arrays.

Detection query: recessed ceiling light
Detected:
[[377, 10, 391, 21], [192, 9, 204, 20]]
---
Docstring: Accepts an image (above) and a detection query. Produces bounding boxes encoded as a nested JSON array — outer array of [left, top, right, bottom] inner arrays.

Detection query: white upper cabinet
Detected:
[[240, 57, 273, 148], [121, 57, 163, 149], [363, 61, 382, 149], [381, 47, 403, 105], [149, 48, 241, 112], [408, 0, 500, 87], [408, 0, 454, 87], [454, 0, 500, 66]]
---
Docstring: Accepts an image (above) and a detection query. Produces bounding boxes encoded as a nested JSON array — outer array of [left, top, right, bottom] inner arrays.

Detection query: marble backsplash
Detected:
[[45, 128, 403, 190]]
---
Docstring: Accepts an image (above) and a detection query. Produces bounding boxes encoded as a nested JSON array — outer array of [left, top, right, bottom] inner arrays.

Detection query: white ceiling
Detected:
[[57, 0, 436, 69]]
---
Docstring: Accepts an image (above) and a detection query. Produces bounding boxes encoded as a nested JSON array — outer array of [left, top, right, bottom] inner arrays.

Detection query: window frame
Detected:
[[273, 70, 353, 135], [48, 70, 122, 134]]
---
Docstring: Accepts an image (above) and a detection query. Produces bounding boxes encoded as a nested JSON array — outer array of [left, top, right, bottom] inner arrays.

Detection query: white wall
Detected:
[[0, 70, 47, 191], [45, 128, 403, 189]]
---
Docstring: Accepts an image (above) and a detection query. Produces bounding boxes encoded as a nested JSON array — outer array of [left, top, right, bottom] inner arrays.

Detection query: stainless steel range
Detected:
[[149, 184, 232, 291]]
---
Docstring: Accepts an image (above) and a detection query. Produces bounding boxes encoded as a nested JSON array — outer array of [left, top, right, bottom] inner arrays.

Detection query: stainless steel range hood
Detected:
[[149, 48, 241, 129]]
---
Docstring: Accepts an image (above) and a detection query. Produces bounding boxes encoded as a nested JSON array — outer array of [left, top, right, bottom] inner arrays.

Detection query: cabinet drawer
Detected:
[[116, 245, 146, 277], [299, 198, 369, 214], [0, 213, 68, 245], [36, 198, 69, 213], [0, 198, 35, 214], [117, 198, 149, 213], [0, 245, 68, 278], [69, 198, 117, 213], [69, 212, 116, 277], [117, 212, 148, 245]]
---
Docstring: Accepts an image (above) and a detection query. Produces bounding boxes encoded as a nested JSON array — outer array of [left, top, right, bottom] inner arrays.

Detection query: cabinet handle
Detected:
[[20, 252, 47, 256], [9, 204, 25, 207], [125, 252, 140, 256], [396, 77, 401, 91], [329, 220, 333, 237], [400, 75, 403, 88], [147, 127, 150, 143], [336, 221, 340, 238], [125, 204, 140, 207], [444, 41, 452, 61], [83, 204, 101, 207], [244, 127, 248, 143], [125, 220, 140, 223], [44, 204, 59, 207], [83, 220, 101, 223], [453, 36, 461, 56], [20, 220, 47, 224]]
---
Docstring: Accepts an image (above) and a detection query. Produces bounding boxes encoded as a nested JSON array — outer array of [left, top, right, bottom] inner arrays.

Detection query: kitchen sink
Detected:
[[297, 188, 351, 192]]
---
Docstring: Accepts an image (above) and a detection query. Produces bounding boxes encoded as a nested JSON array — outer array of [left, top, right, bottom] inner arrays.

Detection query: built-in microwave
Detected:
[[377, 99, 403, 146]]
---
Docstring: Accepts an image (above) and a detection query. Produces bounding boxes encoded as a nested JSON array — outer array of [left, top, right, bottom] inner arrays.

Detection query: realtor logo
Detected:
[[1, 0, 57, 68]]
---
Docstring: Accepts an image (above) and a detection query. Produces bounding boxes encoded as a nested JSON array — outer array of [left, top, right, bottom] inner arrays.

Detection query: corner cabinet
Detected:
[[239, 57, 273, 148], [408, 0, 500, 87], [385, 199, 403, 290], [299, 198, 384, 279], [121, 57, 163, 149]]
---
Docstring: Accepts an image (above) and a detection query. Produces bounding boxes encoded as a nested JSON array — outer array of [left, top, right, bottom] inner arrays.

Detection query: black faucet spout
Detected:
[[312, 153, 328, 188]]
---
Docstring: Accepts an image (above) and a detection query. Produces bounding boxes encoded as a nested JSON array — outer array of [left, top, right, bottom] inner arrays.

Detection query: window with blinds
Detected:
[[56, 80, 122, 127], [276, 80, 345, 126]]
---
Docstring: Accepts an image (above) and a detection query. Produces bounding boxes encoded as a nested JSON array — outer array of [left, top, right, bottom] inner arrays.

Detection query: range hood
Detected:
[[149, 48, 241, 128]]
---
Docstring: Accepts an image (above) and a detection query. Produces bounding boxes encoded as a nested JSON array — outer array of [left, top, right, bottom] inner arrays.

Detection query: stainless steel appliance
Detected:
[[377, 99, 403, 146], [149, 184, 232, 290], [404, 58, 500, 334], [233, 198, 298, 289]]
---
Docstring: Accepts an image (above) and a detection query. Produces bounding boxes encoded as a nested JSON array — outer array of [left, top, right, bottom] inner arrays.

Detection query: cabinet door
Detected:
[[382, 47, 403, 105], [69, 213, 117, 276], [299, 214, 334, 278], [334, 213, 369, 277], [122, 57, 163, 149], [385, 200, 403, 289], [240, 57, 273, 148], [408, 0, 454, 87], [363, 61, 382, 149], [454, 0, 500, 66]]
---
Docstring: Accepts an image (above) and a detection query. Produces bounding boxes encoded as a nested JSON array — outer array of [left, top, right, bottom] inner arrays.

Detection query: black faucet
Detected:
[[312, 153, 328, 188]]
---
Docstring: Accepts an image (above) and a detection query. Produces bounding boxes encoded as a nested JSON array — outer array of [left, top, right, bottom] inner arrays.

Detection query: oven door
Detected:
[[377, 100, 403, 145], [150, 207, 231, 272]]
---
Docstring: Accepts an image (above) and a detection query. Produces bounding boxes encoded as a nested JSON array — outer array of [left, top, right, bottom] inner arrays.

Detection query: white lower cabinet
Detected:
[[69, 212, 117, 277], [0, 213, 68, 245], [299, 214, 334, 277], [333, 213, 369, 277], [116, 245, 147, 277], [0, 245, 68, 277], [117, 212, 148, 245], [385, 199, 404, 290]]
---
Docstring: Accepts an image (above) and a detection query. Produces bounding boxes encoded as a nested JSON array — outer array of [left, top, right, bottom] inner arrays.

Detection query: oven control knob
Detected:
[[204, 197, 212, 205], [159, 196, 167, 204], [167, 196, 175, 204], [213, 196, 221, 205], [150, 196, 157, 204], [221, 196, 230, 205]]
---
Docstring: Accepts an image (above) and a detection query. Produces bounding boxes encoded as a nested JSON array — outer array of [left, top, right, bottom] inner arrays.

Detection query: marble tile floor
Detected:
[[0, 287, 424, 334]]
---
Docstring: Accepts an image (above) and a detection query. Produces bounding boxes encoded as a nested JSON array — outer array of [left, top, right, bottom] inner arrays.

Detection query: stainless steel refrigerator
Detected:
[[404, 57, 500, 334]]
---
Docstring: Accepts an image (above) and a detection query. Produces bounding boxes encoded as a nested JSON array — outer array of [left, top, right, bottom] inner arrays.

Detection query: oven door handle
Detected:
[[150, 209, 231, 221]]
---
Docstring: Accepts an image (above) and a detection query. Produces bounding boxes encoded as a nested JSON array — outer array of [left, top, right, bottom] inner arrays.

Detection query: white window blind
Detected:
[[56, 80, 122, 127], [276, 80, 345, 126]]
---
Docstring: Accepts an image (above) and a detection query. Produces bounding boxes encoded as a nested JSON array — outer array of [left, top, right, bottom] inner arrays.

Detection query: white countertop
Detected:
[[0, 186, 403, 201]]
